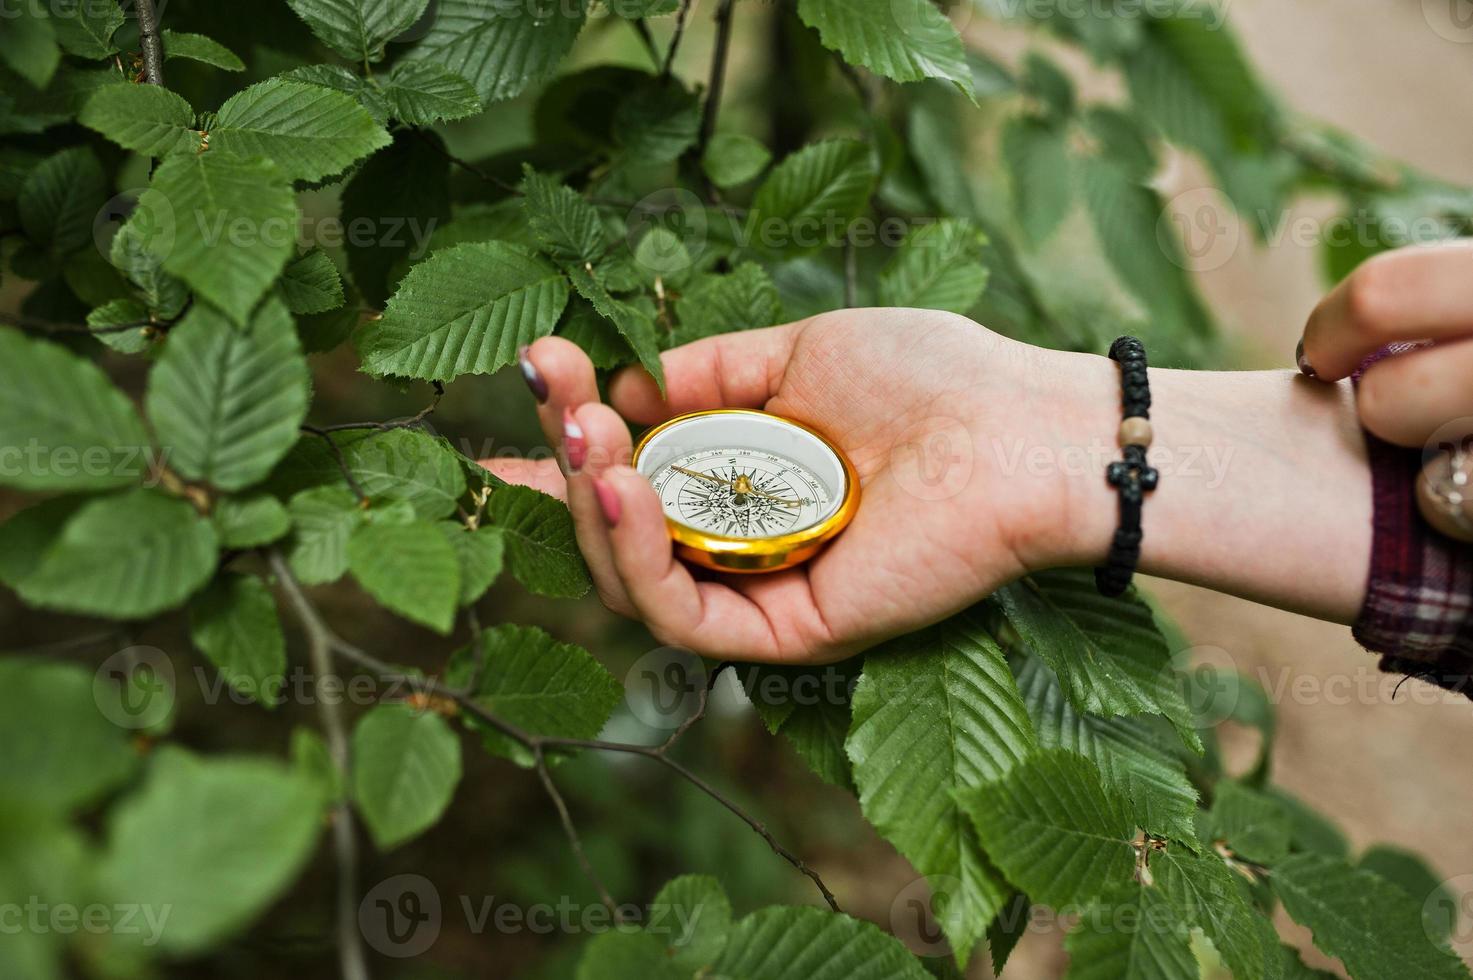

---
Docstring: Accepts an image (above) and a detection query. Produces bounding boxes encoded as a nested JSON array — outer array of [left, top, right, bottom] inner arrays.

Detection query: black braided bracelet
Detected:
[[1094, 336, 1159, 597]]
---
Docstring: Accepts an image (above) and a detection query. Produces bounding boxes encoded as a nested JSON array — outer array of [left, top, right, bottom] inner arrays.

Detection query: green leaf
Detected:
[[110, 209, 190, 319], [557, 297, 635, 369], [143, 150, 298, 324], [98, 748, 323, 955], [523, 167, 608, 265], [712, 906, 932, 980], [146, 298, 310, 492], [438, 521, 504, 606], [271, 428, 467, 520], [0, 815, 89, 979], [614, 82, 700, 164], [1063, 878, 1196, 980], [0, 327, 151, 491], [1266, 787, 1350, 860], [1021, 51, 1075, 119], [797, 0, 972, 95], [347, 520, 461, 634], [0, 10, 60, 88], [161, 30, 245, 71], [279, 62, 394, 125], [1002, 117, 1073, 247], [285, 486, 365, 584], [876, 218, 989, 314], [89, 297, 155, 355], [0, 658, 136, 813], [279, 248, 344, 314], [959, 748, 1136, 909], [357, 241, 568, 381], [1153, 847, 1282, 980], [384, 59, 482, 124], [408, 0, 589, 104], [650, 875, 732, 969], [3, 489, 218, 619], [1359, 845, 1457, 943], [1273, 853, 1470, 980], [188, 572, 286, 706], [1209, 781, 1292, 866], [49, 0, 124, 59], [340, 128, 451, 306], [351, 703, 462, 849], [1015, 656, 1199, 845], [740, 660, 859, 789], [212, 79, 391, 183], [993, 570, 1200, 750], [213, 493, 291, 548], [673, 262, 782, 345], [703, 132, 773, 189], [846, 610, 1033, 964], [290, 726, 343, 802], [447, 624, 620, 766], [566, 262, 665, 392], [19, 146, 105, 256], [286, 0, 430, 62], [751, 140, 879, 257]]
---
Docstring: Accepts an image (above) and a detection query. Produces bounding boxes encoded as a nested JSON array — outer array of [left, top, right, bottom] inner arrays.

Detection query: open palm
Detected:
[[488, 309, 1075, 663]]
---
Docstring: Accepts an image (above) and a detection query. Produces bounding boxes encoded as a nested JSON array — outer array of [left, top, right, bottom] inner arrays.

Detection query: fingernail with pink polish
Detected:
[[593, 478, 621, 528], [1295, 337, 1317, 379], [519, 345, 548, 402], [563, 407, 587, 473]]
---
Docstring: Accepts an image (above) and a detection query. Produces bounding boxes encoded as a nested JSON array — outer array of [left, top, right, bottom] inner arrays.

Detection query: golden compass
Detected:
[[632, 409, 860, 573]]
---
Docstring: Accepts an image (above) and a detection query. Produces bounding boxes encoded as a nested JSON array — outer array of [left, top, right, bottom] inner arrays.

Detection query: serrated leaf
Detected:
[[1359, 845, 1457, 943], [161, 30, 245, 71], [846, 610, 1033, 964], [357, 241, 567, 380], [279, 248, 344, 314], [1274, 853, 1470, 980], [188, 572, 286, 706], [285, 486, 365, 584], [213, 493, 291, 548], [2, 489, 218, 619], [270, 428, 467, 520], [286, 0, 430, 62], [0, 9, 60, 88], [1210, 781, 1292, 866], [352, 704, 462, 849], [1015, 656, 1198, 844], [89, 297, 156, 354], [19, 146, 105, 256], [1063, 878, 1196, 980], [876, 218, 989, 314], [614, 81, 700, 164], [650, 875, 732, 968], [146, 298, 310, 492], [0, 658, 136, 813], [1154, 847, 1282, 980], [703, 132, 772, 189], [341, 128, 450, 305], [408, 0, 588, 104], [751, 140, 878, 257], [81, 84, 198, 158], [566, 262, 664, 391], [713, 906, 932, 980], [109, 210, 190, 319], [673, 262, 782, 345], [143, 151, 298, 324], [1267, 787, 1349, 860], [0, 327, 151, 491], [49, 0, 123, 59], [278, 62, 394, 125], [960, 748, 1135, 909], [98, 748, 323, 954], [347, 520, 460, 634], [523, 167, 608, 265], [446, 624, 620, 766], [1021, 51, 1075, 119], [212, 79, 391, 183], [1002, 117, 1073, 247], [557, 297, 635, 368], [438, 521, 503, 606], [797, 0, 972, 95], [385, 59, 482, 124], [994, 570, 1200, 750], [740, 660, 859, 790]]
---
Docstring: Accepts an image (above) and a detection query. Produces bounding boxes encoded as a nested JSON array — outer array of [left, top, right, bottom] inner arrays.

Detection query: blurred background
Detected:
[[4, 0, 1473, 977]]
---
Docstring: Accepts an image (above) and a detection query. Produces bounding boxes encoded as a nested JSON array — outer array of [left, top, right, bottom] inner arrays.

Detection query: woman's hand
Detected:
[[488, 310, 1087, 664]]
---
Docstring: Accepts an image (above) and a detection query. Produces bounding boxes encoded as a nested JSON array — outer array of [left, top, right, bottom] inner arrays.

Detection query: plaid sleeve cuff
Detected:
[[1353, 431, 1473, 698]]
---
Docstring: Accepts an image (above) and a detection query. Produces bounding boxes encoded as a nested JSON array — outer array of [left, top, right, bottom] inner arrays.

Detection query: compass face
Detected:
[[633, 411, 851, 543]]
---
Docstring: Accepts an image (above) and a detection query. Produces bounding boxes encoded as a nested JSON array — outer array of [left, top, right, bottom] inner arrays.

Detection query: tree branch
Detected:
[[134, 0, 166, 86], [0, 311, 154, 335], [268, 552, 841, 914], [698, 0, 736, 155], [661, 0, 695, 78], [268, 552, 370, 980], [631, 18, 662, 69]]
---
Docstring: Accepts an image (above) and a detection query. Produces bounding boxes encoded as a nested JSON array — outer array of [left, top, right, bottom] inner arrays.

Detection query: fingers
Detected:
[[1300, 240, 1473, 381], [476, 457, 566, 499], [608, 321, 805, 424], [1357, 337, 1473, 448], [562, 402, 638, 616]]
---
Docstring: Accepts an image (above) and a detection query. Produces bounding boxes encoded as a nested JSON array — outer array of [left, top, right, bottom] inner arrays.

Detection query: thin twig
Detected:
[[0, 311, 153, 335], [631, 18, 662, 69], [835, 57, 875, 113], [411, 128, 522, 196], [533, 745, 626, 920], [312, 382, 445, 434], [11, 629, 126, 656], [661, 0, 695, 77], [268, 552, 370, 980], [696, 0, 737, 201], [300, 426, 370, 504], [269, 554, 841, 913], [134, 0, 165, 86]]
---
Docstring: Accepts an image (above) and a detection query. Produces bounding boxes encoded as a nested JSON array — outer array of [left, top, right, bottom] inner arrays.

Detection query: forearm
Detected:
[[1029, 349, 1373, 623]]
